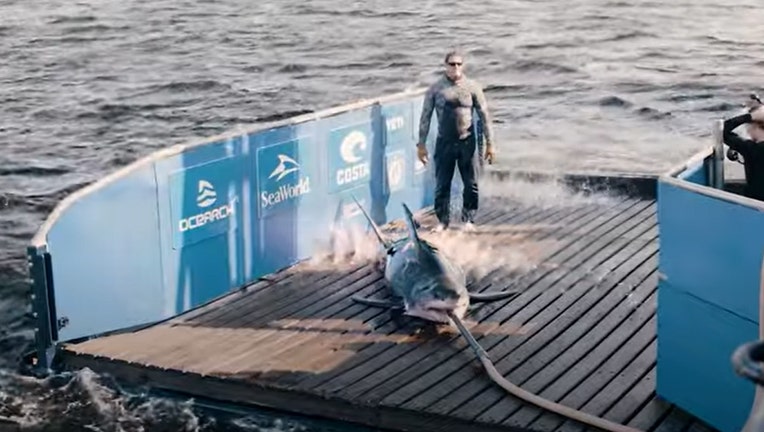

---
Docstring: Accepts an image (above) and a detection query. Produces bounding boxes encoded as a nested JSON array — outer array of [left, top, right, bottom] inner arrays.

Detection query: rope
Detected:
[[447, 311, 645, 432]]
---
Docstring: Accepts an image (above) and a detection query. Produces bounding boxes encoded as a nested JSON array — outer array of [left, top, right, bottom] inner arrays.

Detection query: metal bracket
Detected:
[[26, 245, 59, 375]]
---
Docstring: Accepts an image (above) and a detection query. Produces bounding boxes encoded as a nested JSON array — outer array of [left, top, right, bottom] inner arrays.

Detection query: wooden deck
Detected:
[[59, 190, 718, 432]]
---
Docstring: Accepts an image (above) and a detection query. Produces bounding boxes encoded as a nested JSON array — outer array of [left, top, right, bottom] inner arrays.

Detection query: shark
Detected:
[[348, 197, 645, 432], [350, 197, 518, 324]]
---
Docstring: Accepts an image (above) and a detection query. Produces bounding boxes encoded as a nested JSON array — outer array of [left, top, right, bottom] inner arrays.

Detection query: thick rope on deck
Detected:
[[447, 311, 644, 432]]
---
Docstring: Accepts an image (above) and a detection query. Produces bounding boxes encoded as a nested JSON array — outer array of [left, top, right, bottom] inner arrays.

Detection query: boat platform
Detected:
[[58, 188, 717, 432]]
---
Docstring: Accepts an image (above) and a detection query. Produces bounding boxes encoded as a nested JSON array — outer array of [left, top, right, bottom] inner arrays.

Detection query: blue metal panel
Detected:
[[657, 177, 764, 431], [255, 133, 320, 219], [32, 90, 465, 346], [380, 100, 413, 149], [385, 150, 407, 195], [326, 120, 375, 194], [325, 185, 376, 240], [169, 155, 241, 249], [154, 136, 249, 315], [46, 164, 164, 341], [657, 281, 756, 432], [677, 159, 709, 186], [658, 181, 764, 322], [410, 98, 437, 207]]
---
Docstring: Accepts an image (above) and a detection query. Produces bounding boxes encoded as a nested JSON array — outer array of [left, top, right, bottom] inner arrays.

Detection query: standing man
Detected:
[[416, 49, 496, 231], [723, 97, 764, 201]]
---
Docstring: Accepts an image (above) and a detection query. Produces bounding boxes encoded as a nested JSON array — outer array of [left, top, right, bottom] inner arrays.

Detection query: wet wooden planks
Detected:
[[60, 193, 718, 432]]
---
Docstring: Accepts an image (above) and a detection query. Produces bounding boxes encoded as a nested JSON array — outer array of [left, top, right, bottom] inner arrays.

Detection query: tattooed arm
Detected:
[[417, 82, 439, 147], [470, 80, 494, 146]]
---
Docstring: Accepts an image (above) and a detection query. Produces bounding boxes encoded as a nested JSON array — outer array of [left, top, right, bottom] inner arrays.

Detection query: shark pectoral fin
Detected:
[[351, 295, 404, 309], [469, 290, 520, 303]]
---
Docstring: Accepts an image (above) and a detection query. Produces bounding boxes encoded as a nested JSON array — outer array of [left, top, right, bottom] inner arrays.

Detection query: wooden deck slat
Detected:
[[527, 323, 656, 430], [162, 267, 379, 373], [444, 226, 658, 421], [201, 203, 561, 383], [172, 264, 300, 324], [203, 204, 559, 378], [553, 343, 657, 432], [686, 421, 717, 432], [306, 200, 616, 399], [626, 396, 673, 431], [381, 235, 657, 419], [653, 407, 695, 432], [601, 366, 658, 427], [275, 202, 604, 393], [506, 297, 658, 428], [147, 203, 564, 375], [290, 198, 612, 393], [380, 200, 655, 413], [296, 197, 628, 392], [481, 262, 659, 427], [193, 263, 370, 328], [207, 202, 537, 332], [59, 194, 720, 432], [195, 272, 391, 374]]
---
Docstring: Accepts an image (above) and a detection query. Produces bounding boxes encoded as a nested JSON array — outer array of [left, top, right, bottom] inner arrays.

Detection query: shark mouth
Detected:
[[406, 298, 469, 324]]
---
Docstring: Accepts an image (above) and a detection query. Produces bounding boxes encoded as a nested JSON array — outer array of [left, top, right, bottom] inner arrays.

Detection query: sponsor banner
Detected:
[[256, 139, 314, 218], [381, 103, 411, 148], [328, 122, 373, 193], [169, 156, 240, 248], [385, 150, 406, 194]]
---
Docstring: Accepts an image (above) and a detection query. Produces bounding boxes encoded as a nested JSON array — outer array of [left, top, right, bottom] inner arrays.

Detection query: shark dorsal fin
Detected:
[[351, 195, 392, 250], [401, 203, 422, 245]]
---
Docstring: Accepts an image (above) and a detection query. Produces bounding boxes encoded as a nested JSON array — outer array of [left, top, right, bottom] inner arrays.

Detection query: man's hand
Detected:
[[752, 106, 764, 123], [417, 143, 429, 165], [746, 93, 763, 111], [484, 144, 495, 165]]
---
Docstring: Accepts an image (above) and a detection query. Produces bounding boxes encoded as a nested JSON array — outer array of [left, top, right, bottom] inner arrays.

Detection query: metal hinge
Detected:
[[57, 317, 69, 331]]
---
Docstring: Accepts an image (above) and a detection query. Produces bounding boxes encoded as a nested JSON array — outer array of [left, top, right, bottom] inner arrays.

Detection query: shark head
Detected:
[[405, 276, 469, 324]]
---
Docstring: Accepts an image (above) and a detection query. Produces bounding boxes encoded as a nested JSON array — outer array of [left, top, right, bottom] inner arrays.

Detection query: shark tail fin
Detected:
[[351, 195, 391, 250], [401, 203, 422, 244]]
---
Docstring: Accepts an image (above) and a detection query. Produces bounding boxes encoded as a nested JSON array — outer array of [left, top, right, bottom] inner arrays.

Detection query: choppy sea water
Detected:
[[1, 0, 763, 430]]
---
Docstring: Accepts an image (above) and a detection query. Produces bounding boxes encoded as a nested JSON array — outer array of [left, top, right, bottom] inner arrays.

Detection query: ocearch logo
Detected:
[[178, 180, 237, 233], [196, 180, 217, 208]]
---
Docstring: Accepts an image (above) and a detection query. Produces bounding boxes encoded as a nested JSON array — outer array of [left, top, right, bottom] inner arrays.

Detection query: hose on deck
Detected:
[[447, 311, 644, 432]]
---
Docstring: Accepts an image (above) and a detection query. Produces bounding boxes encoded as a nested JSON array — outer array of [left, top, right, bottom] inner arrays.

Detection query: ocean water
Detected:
[[1, 0, 763, 430]]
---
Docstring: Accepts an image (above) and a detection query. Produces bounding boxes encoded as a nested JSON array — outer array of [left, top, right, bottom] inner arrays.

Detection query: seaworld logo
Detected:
[[261, 153, 311, 210]]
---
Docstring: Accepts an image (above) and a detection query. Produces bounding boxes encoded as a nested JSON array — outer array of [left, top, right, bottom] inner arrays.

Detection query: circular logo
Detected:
[[340, 131, 367, 164], [387, 154, 405, 190]]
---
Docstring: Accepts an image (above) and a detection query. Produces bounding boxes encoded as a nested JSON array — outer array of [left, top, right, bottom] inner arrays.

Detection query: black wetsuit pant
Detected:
[[433, 135, 480, 226]]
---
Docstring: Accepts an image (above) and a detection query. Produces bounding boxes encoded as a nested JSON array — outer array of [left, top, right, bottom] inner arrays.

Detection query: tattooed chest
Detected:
[[438, 85, 473, 108]]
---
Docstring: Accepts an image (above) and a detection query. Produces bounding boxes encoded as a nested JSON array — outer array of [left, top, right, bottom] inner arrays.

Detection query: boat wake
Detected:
[[0, 368, 354, 432]]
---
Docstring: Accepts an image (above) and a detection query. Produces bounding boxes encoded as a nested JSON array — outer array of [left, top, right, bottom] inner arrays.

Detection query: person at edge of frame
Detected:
[[415, 49, 497, 232], [723, 94, 764, 201]]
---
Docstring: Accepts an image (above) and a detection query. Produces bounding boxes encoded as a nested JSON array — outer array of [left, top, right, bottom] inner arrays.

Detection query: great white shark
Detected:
[[348, 197, 645, 432], [350, 197, 517, 323]]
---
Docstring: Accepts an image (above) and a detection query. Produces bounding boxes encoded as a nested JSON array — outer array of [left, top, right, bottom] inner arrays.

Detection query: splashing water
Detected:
[[0, 367, 374, 432], [309, 173, 623, 281], [0, 368, 207, 431], [479, 172, 623, 210]]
